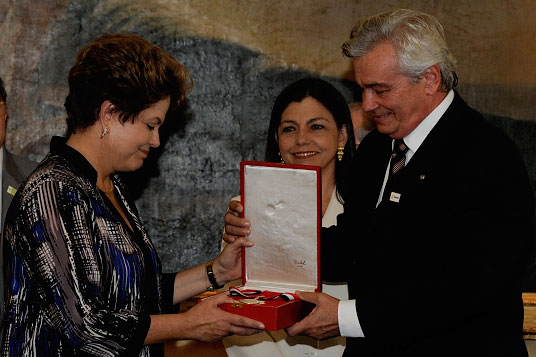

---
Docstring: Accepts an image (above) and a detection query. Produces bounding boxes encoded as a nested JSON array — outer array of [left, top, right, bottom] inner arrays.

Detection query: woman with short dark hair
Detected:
[[2, 33, 263, 357]]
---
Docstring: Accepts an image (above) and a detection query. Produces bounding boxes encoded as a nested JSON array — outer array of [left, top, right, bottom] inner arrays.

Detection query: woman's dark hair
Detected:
[[65, 33, 192, 135], [0, 76, 7, 103], [265, 78, 356, 203]]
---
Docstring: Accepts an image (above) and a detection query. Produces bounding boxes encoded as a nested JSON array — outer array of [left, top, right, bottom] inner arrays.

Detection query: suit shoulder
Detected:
[[452, 102, 531, 190], [450, 96, 520, 155], [6, 150, 38, 177]]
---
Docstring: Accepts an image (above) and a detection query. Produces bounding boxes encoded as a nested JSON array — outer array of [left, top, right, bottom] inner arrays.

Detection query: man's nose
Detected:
[[361, 89, 378, 112]]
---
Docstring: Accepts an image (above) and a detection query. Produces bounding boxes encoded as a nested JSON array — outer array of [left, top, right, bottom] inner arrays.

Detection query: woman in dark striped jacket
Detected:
[[1, 34, 264, 357]]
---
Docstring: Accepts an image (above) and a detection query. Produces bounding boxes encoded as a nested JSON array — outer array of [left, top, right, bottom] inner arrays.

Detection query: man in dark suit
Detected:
[[224, 8, 534, 357], [282, 9, 535, 356], [0, 77, 37, 321]]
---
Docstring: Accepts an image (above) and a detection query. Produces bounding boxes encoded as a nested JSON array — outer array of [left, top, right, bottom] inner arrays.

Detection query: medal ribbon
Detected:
[[228, 287, 298, 301]]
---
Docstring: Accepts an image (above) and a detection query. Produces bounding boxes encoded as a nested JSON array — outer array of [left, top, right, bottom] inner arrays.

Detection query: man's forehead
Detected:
[[352, 54, 401, 87], [353, 67, 394, 88]]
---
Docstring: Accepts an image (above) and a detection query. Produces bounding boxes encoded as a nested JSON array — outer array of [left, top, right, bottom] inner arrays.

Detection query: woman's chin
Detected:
[[121, 160, 145, 173], [288, 159, 321, 167]]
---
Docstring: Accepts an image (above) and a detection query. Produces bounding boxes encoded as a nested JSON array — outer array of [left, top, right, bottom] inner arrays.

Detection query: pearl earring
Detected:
[[100, 127, 108, 139]]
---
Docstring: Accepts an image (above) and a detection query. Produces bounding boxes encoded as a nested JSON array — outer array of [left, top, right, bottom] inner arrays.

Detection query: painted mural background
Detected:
[[1, 0, 535, 272]]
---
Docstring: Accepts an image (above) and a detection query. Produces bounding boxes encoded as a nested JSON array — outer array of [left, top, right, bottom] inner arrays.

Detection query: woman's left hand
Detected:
[[213, 237, 253, 285]]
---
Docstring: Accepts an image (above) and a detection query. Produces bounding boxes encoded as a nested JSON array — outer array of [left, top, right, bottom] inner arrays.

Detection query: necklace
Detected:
[[98, 181, 114, 194]]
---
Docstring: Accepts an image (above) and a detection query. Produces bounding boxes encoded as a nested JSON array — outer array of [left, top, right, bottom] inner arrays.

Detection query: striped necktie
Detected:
[[389, 139, 409, 178]]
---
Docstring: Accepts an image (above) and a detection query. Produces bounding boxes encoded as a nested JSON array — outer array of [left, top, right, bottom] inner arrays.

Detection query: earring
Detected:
[[278, 152, 285, 164], [337, 146, 344, 161], [100, 127, 108, 139]]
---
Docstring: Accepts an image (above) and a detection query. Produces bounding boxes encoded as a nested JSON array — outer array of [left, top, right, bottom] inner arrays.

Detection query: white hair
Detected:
[[342, 9, 457, 91]]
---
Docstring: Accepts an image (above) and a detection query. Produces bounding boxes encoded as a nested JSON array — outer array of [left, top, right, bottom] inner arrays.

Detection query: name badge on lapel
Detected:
[[389, 192, 401, 203], [7, 185, 17, 196]]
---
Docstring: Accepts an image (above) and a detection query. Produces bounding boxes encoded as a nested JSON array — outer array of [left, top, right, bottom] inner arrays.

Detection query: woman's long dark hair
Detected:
[[265, 78, 356, 203]]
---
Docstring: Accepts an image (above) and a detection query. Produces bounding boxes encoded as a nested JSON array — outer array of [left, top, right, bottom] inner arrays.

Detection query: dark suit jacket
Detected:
[[323, 93, 535, 357], [1, 147, 37, 321]]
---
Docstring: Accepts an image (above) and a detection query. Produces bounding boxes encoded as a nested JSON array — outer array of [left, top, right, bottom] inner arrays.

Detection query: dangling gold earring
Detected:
[[337, 146, 344, 161], [100, 127, 108, 139], [278, 152, 285, 164]]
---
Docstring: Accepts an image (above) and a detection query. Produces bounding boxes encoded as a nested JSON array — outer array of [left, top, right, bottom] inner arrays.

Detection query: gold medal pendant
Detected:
[[239, 298, 265, 305]]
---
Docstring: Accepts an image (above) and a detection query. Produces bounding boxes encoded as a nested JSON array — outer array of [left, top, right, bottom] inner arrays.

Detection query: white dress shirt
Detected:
[[338, 90, 455, 337]]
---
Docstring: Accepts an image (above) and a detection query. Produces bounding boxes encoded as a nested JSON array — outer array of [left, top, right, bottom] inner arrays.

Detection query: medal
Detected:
[[239, 298, 265, 305]]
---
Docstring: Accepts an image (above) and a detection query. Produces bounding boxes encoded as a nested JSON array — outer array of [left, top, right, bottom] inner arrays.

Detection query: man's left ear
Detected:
[[423, 64, 442, 94], [338, 124, 349, 147]]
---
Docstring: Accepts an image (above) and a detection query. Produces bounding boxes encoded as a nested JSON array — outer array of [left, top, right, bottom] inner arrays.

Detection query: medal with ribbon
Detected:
[[228, 287, 298, 302]]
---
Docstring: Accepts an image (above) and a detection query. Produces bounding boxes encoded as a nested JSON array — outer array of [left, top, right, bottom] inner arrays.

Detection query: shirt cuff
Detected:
[[161, 272, 180, 313], [124, 313, 151, 355], [338, 299, 364, 337]]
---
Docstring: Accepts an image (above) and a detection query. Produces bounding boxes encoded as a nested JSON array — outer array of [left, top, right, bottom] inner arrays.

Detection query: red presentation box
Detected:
[[220, 290, 312, 331], [220, 161, 322, 330]]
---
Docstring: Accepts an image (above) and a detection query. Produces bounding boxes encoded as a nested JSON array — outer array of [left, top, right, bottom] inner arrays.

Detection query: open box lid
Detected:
[[240, 161, 321, 293]]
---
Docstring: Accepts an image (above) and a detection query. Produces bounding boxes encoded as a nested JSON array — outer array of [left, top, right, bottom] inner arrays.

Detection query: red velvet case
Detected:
[[220, 292, 308, 331], [220, 161, 322, 330]]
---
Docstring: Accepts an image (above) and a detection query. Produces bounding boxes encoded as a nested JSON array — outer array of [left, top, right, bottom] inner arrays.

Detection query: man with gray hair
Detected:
[[0, 76, 37, 322], [282, 9, 534, 356]]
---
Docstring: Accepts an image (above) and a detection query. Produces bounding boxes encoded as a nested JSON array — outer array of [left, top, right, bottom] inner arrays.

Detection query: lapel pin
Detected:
[[419, 174, 426, 180], [389, 192, 401, 203], [7, 186, 17, 196]]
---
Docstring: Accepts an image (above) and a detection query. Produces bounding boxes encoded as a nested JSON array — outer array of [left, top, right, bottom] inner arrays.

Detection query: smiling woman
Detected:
[[1, 34, 265, 357], [266, 78, 356, 214], [223, 78, 356, 357]]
